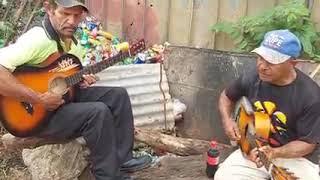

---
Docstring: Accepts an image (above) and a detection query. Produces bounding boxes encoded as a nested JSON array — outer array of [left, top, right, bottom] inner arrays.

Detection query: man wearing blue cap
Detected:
[[215, 29, 320, 179], [0, 0, 151, 180]]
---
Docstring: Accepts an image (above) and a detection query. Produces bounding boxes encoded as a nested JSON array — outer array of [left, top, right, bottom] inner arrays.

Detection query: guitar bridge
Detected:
[[21, 102, 34, 115]]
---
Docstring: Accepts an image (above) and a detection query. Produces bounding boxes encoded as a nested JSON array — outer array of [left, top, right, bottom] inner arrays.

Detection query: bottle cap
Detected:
[[210, 141, 217, 148]]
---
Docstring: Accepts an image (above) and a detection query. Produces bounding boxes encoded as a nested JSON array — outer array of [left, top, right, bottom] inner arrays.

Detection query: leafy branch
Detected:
[[0, 0, 45, 47], [0, 21, 13, 48], [211, 0, 320, 61]]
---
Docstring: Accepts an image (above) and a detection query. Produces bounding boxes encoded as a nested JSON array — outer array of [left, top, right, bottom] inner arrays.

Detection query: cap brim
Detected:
[[251, 46, 291, 64], [56, 0, 89, 12]]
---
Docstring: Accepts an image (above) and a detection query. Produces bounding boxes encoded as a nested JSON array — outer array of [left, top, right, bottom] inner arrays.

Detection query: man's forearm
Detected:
[[273, 140, 316, 159], [0, 65, 40, 103], [218, 90, 235, 124]]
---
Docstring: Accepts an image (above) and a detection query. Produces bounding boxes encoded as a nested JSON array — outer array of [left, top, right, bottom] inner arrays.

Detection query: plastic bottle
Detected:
[[206, 140, 220, 178], [115, 42, 129, 52]]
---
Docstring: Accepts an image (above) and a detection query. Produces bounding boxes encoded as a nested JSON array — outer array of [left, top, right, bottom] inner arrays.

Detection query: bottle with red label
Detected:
[[206, 140, 220, 178]]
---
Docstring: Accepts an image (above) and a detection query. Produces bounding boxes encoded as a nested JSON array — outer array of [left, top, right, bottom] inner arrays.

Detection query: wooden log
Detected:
[[1, 128, 230, 156], [134, 128, 231, 156], [309, 63, 320, 79], [1, 133, 70, 151]]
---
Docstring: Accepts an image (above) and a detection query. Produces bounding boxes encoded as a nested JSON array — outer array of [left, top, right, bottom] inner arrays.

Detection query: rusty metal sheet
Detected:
[[104, 0, 124, 38], [85, 0, 320, 51], [144, 0, 170, 46], [123, 0, 146, 44], [85, 0, 106, 24]]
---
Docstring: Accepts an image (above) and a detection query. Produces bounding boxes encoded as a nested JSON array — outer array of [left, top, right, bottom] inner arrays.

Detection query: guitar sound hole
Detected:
[[21, 102, 34, 115], [49, 77, 68, 95]]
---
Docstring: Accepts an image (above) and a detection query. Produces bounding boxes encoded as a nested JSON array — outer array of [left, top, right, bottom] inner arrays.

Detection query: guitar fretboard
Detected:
[[246, 123, 272, 170], [65, 51, 129, 87]]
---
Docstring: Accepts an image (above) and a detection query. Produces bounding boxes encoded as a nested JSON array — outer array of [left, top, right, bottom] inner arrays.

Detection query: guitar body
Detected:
[[236, 97, 256, 155], [236, 97, 298, 180], [0, 54, 81, 137], [0, 39, 146, 137], [237, 106, 271, 155]]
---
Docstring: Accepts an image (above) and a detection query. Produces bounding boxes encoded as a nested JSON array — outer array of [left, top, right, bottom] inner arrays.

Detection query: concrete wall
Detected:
[[164, 46, 320, 143], [164, 46, 256, 143]]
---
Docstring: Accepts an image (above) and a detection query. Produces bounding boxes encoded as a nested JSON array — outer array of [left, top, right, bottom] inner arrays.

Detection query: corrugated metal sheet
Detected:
[[94, 63, 175, 130], [85, 0, 316, 51]]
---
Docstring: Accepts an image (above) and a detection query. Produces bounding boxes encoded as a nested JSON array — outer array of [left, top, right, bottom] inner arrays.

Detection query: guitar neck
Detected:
[[257, 149, 272, 170], [65, 51, 129, 87], [246, 126, 272, 170]]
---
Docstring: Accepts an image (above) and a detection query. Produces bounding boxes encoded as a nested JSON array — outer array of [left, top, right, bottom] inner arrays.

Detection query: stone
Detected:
[[22, 140, 89, 180]]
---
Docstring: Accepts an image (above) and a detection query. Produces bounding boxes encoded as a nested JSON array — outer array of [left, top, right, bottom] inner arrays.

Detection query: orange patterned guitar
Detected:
[[0, 40, 145, 137], [236, 97, 298, 180]]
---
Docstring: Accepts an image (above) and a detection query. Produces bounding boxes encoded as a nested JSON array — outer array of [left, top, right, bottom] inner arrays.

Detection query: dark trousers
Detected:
[[36, 86, 134, 180]]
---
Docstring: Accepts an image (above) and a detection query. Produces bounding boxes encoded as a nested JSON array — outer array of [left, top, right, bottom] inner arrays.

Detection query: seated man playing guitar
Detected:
[[215, 29, 320, 180], [0, 0, 151, 179]]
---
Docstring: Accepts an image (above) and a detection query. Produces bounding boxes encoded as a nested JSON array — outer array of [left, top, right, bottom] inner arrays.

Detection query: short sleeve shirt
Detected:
[[0, 27, 86, 72], [226, 69, 320, 164]]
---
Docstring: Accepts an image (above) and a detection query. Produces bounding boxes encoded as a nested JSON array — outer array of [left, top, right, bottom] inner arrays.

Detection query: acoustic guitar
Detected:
[[235, 96, 298, 180], [0, 40, 145, 137]]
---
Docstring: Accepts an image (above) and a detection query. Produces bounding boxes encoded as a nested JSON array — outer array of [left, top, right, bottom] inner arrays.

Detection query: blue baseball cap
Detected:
[[252, 29, 302, 64]]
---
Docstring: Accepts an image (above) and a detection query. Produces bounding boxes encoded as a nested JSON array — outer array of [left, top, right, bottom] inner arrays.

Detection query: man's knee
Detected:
[[88, 102, 112, 122], [110, 87, 131, 106], [112, 87, 129, 98], [91, 102, 109, 112], [82, 102, 113, 136], [214, 165, 248, 180], [214, 166, 232, 180]]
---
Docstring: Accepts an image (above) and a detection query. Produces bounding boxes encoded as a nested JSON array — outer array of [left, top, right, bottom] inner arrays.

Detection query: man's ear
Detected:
[[43, 1, 54, 16]]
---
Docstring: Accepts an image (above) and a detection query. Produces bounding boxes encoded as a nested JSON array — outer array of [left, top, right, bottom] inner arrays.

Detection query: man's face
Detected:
[[256, 55, 291, 83], [47, 4, 85, 38]]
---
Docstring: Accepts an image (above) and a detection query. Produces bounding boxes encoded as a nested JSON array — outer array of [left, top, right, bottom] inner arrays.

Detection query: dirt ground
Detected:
[[0, 127, 234, 180], [0, 149, 234, 180], [133, 154, 211, 180], [132, 146, 234, 180], [0, 130, 31, 180], [0, 151, 211, 180]]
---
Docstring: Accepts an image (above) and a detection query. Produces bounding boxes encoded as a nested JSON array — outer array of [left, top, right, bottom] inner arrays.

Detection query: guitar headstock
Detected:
[[272, 166, 299, 180], [129, 39, 146, 56]]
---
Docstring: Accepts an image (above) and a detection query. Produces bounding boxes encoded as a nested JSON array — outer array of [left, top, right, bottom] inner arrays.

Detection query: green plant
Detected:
[[0, 21, 14, 47], [211, 0, 320, 61]]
